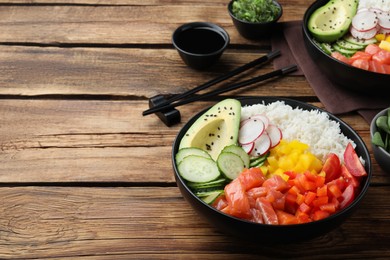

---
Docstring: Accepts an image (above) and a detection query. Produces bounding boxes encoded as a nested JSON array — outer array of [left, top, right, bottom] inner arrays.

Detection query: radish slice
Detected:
[[378, 26, 390, 34], [251, 133, 271, 157], [241, 142, 254, 154], [238, 118, 265, 145], [357, 7, 369, 13], [250, 114, 270, 129], [350, 26, 377, 40], [266, 124, 282, 148], [376, 11, 390, 29], [352, 10, 378, 32]]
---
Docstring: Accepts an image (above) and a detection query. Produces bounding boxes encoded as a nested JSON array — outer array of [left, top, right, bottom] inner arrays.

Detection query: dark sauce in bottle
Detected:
[[176, 27, 226, 54]]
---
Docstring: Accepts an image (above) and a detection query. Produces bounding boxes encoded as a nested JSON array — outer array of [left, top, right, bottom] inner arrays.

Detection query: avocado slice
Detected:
[[179, 99, 241, 161], [308, 0, 358, 43]]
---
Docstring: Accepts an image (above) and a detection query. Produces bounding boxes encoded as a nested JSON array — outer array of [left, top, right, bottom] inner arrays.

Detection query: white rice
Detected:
[[241, 101, 356, 163], [358, 0, 390, 12]]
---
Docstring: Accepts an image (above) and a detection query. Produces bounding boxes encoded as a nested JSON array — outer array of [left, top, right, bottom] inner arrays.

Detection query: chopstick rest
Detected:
[[148, 95, 181, 127]]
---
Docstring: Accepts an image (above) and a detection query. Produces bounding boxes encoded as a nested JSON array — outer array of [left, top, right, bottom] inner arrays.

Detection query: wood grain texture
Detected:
[[0, 0, 389, 258], [0, 4, 305, 45], [0, 46, 312, 97], [0, 186, 389, 259], [0, 99, 387, 184]]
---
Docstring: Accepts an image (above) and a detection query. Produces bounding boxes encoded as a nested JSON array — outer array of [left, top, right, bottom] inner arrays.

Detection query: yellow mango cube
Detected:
[[379, 40, 390, 52]]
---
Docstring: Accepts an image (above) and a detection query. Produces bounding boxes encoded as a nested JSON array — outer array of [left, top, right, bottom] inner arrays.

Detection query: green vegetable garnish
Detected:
[[372, 108, 390, 153], [376, 115, 390, 134], [232, 0, 280, 23], [372, 132, 385, 149]]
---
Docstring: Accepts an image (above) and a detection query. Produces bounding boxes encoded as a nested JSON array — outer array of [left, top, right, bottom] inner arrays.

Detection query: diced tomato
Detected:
[[327, 183, 343, 199], [255, 197, 278, 225], [262, 175, 290, 192], [331, 51, 351, 64], [284, 193, 298, 214], [296, 173, 317, 191], [238, 167, 266, 191], [276, 210, 299, 225], [320, 203, 336, 213], [343, 143, 367, 177], [284, 170, 297, 179], [304, 191, 317, 206], [312, 196, 328, 208], [351, 59, 370, 70], [341, 164, 360, 188], [372, 50, 390, 65], [295, 210, 311, 223], [312, 210, 330, 221], [339, 184, 355, 209], [327, 176, 347, 191], [350, 51, 372, 62], [322, 153, 341, 182], [224, 179, 251, 219], [317, 185, 328, 197], [296, 193, 305, 205], [365, 44, 381, 55], [298, 202, 311, 214]]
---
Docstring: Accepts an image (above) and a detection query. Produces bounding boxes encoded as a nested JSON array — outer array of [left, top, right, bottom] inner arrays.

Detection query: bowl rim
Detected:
[[370, 107, 390, 157], [227, 0, 283, 25], [302, 0, 390, 78], [171, 21, 230, 57], [172, 96, 372, 228]]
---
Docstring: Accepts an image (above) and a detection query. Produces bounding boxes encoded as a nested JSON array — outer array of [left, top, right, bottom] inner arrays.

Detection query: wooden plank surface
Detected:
[[0, 186, 389, 259], [0, 0, 389, 258]]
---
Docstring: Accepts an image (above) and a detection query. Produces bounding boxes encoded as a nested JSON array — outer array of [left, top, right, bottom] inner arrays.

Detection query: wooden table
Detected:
[[0, 0, 389, 258]]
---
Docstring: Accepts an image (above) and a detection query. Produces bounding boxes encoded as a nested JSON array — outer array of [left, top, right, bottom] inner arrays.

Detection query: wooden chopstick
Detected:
[[142, 50, 281, 116], [142, 64, 297, 116]]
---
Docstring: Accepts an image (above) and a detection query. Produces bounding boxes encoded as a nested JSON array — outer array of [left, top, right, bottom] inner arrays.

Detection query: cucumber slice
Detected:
[[343, 34, 377, 46], [175, 147, 211, 165], [217, 152, 245, 180], [332, 44, 357, 57], [320, 42, 334, 55], [249, 155, 267, 167], [187, 178, 227, 190], [196, 190, 224, 205], [221, 144, 250, 168], [178, 155, 220, 183], [335, 39, 364, 50]]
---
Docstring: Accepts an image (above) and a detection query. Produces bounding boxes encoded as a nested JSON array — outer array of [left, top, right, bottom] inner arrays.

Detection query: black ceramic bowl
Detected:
[[370, 107, 390, 173], [172, 97, 372, 242], [172, 22, 229, 70], [302, 0, 390, 94], [228, 0, 283, 40]]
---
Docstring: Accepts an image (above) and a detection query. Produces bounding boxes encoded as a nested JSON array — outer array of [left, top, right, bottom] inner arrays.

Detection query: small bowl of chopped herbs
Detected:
[[228, 0, 283, 40], [370, 107, 390, 173]]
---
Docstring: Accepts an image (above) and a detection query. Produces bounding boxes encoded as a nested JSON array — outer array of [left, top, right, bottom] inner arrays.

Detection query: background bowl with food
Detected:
[[302, 0, 390, 93]]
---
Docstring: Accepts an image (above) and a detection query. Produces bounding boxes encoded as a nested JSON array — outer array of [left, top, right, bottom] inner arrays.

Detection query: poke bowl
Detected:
[[172, 97, 371, 242], [302, 0, 390, 94]]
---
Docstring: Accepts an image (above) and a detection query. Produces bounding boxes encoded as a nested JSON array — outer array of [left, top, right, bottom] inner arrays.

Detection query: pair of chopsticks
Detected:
[[142, 50, 297, 116]]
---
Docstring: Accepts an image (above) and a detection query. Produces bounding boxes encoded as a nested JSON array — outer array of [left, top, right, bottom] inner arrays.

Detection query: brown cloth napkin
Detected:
[[271, 20, 390, 124]]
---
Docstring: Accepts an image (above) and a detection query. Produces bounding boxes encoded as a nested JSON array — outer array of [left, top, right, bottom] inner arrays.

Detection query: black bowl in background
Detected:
[[172, 97, 372, 242], [172, 22, 229, 70], [370, 107, 390, 173], [302, 0, 390, 94], [228, 0, 283, 40]]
